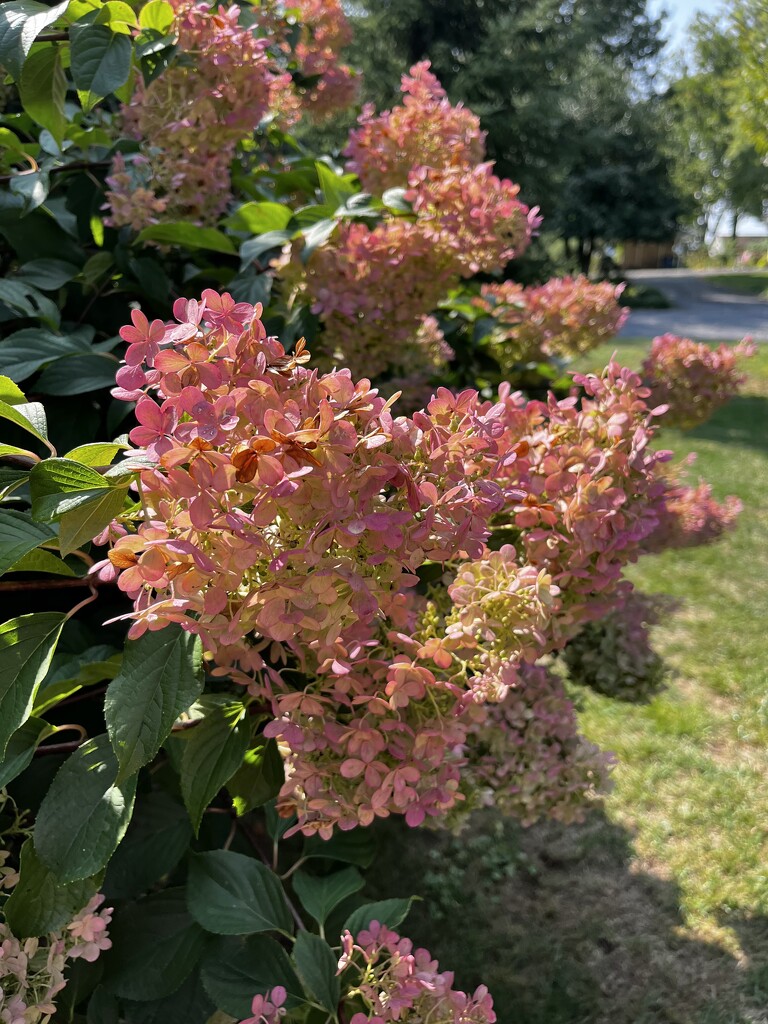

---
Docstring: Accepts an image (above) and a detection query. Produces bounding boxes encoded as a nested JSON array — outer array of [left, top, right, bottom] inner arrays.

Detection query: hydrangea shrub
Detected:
[[0, 0, 754, 1019]]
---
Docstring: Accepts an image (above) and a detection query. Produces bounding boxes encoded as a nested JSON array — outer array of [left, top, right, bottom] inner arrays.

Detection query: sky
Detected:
[[649, 0, 725, 54]]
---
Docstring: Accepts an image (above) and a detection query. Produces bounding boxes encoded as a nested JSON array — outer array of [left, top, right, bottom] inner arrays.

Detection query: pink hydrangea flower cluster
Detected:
[[562, 589, 670, 700], [462, 663, 614, 825], [474, 276, 628, 372], [383, 315, 456, 411], [289, 0, 357, 119], [98, 292, 653, 836], [284, 219, 459, 380], [642, 334, 756, 430], [106, 0, 354, 227], [100, 295, 696, 838], [102, 294, 554, 834], [283, 63, 537, 381], [0, 893, 111, 1024], [643, 459, 742, 553], [493, 362, 671, 646], [337, 921, 496, 1023], [344, 62, 486, 195]]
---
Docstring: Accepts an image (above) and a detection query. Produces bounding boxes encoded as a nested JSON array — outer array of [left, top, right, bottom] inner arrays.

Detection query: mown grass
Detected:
[[370, 340, 768, 1024], [708, 272, 768, 299]]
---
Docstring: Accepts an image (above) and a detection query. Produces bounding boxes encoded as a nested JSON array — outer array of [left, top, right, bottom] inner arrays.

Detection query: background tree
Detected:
[[665, 11, 768, 246], [346, 0, 673, 258]]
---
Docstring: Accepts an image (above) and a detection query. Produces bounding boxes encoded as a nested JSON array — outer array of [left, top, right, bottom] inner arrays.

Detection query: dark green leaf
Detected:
[[303, 829, 377, 868], [36, 353, 119, 394], [0, 0, 69, 80], [106, 626, 204, 782], [179, 699, 249, 833], [0, 716, 50, 788], [122, 970, 214, 1024], [292, 867, 364, 927], [300, 218, 336, 262], [293, 931, 339, 1012], [0, 611, 64, 758], [9, 168, 49, 215], [86, 987, 120, 1024], [17, 259, 79, 291], [187, 850, 292, 936], [0, 509, 55, 574], [343, 897, 415, 938], [35, 734, 138, 882], [201, 935, 304, 1017], [136, 222, 236, 254], [239, 229, 294, 266], [103, 889, 208, 1000], [0, 327, 88, 382], [4, 839, 100, 937], [227, 736, 284, 816], [103, 790, 193, 900], [18, 44, 66, 144], [0, 279, 60, 327], [70, 23, 133, 110]]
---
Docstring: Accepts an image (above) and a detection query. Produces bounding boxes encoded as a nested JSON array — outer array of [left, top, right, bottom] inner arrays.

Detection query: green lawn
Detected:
[[370, 340, 768, 1024], [708, 272, 768, 299]]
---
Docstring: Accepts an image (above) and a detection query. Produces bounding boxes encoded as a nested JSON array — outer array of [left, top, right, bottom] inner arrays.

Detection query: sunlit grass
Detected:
[[707, 272, 768, 299]]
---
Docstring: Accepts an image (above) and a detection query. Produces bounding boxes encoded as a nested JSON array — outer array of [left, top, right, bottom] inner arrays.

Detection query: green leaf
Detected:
[[226, 201, 292, 235], [122, 971, 214, 1024], [0, 509, 55, 574], [33, 648, 120, 715], [138, 0, 174, 32], [136, 223, 236, 254], [303, 829, 377, 868], [70, 23, 133, 110], [0, 716, 51, 788], [227, 736, 284, 816], [103, 889, 208, 1001], [9, 168, 49, 215], [64, 441, 127, 466], [19, 44, 66, 145], [35, 734, 138, 882], [300, 218, 336, 263], [5, 839, 100, 937], [0, 611, 65, 758], [103, 790, 193, 900], [201, 935, 305, 1017], [293, 931, 339, 1012], [7, 548, 77, 576], [343, 898, 415, 938], [187, 850, 292, 936], [292, 867, 364, 927], [106, 627, 204, 782], [17, 259, 79, 291], [240, 229, 294, 266], [87, 988, 120, 1024], [179, 699, 249, 833], [0, 0, 69, 81], [30, 458, 109, 521], [315, 161, 358, 212], [58, 485, 129, 556], [0, 279, 60, 327], [0, 328, 89, 382], [0, 397, 49, 445], [36, 353, 119, 394]]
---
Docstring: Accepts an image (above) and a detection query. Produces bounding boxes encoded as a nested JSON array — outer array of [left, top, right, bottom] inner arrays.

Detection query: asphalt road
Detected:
[[619, 269, 768, 341]]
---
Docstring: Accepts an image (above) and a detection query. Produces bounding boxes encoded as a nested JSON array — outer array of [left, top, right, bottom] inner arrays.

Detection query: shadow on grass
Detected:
[[368, 811, 765, 1024], [687, 396, 768, 454]]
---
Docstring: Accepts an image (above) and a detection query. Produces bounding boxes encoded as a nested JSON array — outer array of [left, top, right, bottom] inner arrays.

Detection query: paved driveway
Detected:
[[619, 269, 768, 341]]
